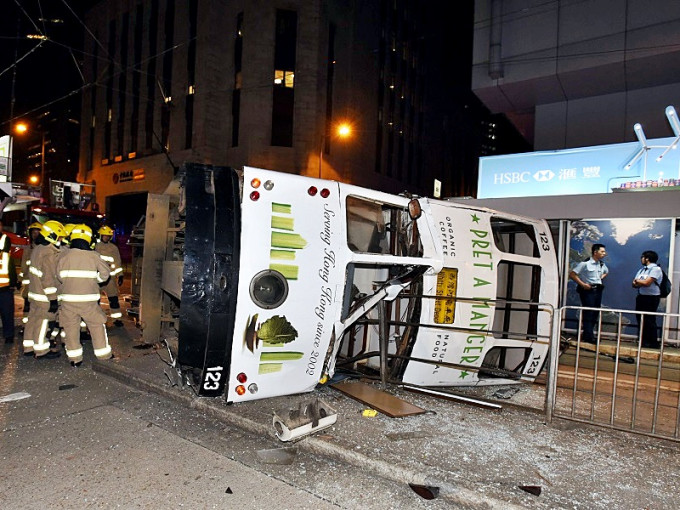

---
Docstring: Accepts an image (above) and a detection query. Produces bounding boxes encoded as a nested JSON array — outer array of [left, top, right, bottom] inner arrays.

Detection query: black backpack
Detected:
[[657, 270, 672, 298]]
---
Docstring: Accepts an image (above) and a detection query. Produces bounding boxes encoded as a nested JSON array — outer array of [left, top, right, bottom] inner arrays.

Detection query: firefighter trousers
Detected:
[[23, 300, 56, 356], [60, 302, 111, 364], [101, 279, 122, 319]]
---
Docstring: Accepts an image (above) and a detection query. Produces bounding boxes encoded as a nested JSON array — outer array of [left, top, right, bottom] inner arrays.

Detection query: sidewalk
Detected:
[[96, 321, 680, 509]]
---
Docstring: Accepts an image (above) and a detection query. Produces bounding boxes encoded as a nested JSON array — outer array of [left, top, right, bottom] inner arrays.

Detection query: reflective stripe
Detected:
[[22, 317, 28, 324], [66, 347, 83, 358], [100, 255, 115, 263], [35, 320, 49, 349], [96, 274, 107, 283], [80, 321, 87, 328], [23, 339, 34, 348], [28, 292, 49, 302], [111, 267, 123, 276], [59, 270, 99, 279], [110, 312, 123, 318], [29, 266, 44, 277], [0, 278, 9, 284], [60, 293, 101, 302], [27, 260, 31, 266], [44, 287, 57, 294], [60, 330, 66, 338], [22, 279, 30, 285], [94, 345, 112, 357], [72, 227, 92, 239]]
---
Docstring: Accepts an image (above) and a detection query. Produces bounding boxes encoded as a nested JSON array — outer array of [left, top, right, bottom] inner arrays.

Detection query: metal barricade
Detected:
[[546, 305, 680, 441]]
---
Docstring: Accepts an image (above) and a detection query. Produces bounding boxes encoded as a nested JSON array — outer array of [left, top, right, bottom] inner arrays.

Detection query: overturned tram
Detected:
[[136, 163, 559, 402]]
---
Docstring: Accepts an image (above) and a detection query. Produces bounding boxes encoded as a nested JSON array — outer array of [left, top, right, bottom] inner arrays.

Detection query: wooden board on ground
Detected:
[[331, 381, 426, 418]]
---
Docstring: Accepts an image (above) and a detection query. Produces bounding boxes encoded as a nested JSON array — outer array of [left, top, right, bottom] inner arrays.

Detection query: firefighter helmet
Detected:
[[28, 222, 42, 232], [40, 220, 67, 245], [64, 224, 76, 236], [98, 225, 114, 237], [70, 224, 93, 243]]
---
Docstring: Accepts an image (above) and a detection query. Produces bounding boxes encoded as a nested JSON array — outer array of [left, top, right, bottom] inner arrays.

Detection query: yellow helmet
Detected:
[[98, 225, 114, 236], [64, 224, 77, 236], [28, 222, 42, 232], [70, 224, 93, 243], [40, 220, 67, 245]]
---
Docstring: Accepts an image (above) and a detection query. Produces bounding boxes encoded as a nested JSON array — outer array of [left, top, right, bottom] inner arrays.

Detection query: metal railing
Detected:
[[546, 305, 680, 441]]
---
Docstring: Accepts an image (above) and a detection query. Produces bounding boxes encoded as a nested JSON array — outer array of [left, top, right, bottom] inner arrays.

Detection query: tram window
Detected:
[[346, 195, 422, 257], [491, 218, 539, 258]]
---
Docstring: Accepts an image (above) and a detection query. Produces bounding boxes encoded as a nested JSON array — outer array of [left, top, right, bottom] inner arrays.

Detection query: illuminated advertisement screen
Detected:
[[477, 136, 680, 199]]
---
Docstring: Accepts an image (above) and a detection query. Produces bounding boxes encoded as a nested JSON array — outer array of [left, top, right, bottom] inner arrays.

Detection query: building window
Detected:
[[160, 0, 175, 151], [323, 23, 336, 154], [130, 3, 143, 154], [104, 19, 116, 160], [117, 12, 129, 158], [271, 9, 297, 147], [145, 0, 159, 150], [185, 0, 197, 149], [232, 12, 243, 147]]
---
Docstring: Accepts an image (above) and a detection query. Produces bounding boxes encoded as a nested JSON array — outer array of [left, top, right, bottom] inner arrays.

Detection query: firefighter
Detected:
[[95, 225, 124, 326], [57, 224, 112, 366], [20, 222, 42, 328], [0, 218, 19, 343], [23, 220, 66, 358]]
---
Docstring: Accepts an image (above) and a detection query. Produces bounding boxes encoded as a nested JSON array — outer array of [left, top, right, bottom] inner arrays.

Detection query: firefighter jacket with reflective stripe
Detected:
[[95, 241, 123, 277], [20, 244, 33, 286], [0, 234, 10, 288], [57, 248, 111, 302], [28, 243, 61, 302]]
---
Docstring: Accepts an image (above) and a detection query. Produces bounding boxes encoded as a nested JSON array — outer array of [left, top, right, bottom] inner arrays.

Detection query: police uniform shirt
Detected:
[[572, 259, 608, 285], [635, 263, 663, 296]]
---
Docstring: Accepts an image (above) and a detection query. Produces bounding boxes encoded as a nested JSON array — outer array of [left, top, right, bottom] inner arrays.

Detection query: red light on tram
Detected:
[[308, 186, 318, 196], [236, 372, 247, 383], [250, 191, 260, 201], [320, 188, 330, 198]]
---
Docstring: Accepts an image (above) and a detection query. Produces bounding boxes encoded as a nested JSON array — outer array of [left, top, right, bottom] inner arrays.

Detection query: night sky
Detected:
[[0, 1, 96, 130]]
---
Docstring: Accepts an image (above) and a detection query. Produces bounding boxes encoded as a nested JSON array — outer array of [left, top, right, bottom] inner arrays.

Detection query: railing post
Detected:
[[545, 307, 561, 423]]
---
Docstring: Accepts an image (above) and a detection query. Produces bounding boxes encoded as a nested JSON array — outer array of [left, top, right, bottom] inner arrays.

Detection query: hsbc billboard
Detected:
[[477, 136, 680, 199]]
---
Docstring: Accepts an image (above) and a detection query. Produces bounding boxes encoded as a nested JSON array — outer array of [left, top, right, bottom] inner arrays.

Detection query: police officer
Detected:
[[95, 225, 124, 326], [57, 224, 112, 366], [24, 220, 66, 358], [569, 243, 609, 343], [20, 222, 42, 328]]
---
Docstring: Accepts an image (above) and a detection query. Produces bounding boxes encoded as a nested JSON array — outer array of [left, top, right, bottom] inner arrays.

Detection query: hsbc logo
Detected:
[[533, 169, 555, 182], [493, 171, 530, 184]]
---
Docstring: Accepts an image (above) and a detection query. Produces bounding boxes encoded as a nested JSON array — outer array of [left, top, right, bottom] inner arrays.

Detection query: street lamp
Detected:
[[319, 122, 352, 178], [15, 122, 47, 199]]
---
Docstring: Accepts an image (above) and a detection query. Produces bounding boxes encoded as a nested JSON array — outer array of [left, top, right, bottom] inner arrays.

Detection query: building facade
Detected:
[[472, 0, 680, 150], [79, 0, 473, 216]]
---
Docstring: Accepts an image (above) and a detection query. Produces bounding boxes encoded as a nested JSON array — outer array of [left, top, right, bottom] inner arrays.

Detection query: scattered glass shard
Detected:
[[0, 392, 31, 403], [256, 446, 298, 465]]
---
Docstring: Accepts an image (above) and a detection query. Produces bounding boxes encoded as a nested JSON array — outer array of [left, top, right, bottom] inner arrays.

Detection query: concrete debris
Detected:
[[492, 386, 521, 399]]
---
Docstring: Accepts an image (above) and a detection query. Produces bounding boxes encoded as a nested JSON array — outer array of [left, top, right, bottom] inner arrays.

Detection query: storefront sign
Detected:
[[478, 136, 680, 198]]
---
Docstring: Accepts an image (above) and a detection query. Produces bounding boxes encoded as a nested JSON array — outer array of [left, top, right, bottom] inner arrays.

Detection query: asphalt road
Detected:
[[0, 327, 455, 510]]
